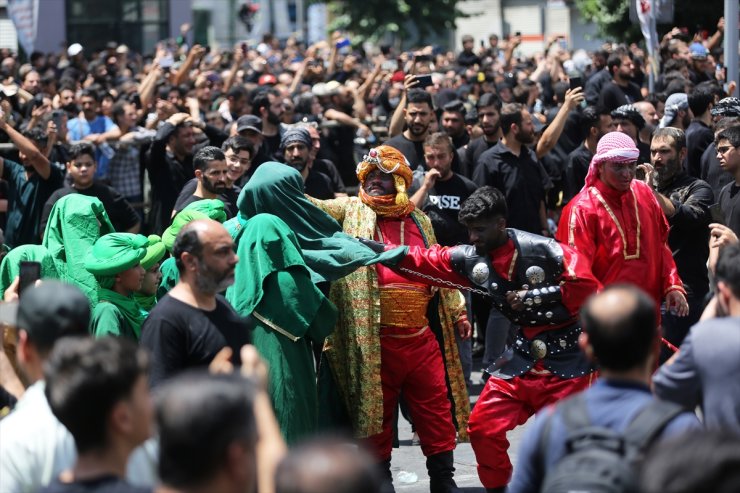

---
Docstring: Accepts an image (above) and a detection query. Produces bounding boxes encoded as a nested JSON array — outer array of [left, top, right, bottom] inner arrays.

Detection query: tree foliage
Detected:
[[324, 0, 464, 43], [573, 0, 727, 44]]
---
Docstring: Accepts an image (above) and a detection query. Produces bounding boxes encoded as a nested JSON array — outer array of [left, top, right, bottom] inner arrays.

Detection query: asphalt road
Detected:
[[389, 366, 534, 492]]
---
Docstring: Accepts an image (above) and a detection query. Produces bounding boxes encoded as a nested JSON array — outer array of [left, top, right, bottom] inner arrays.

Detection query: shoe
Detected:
[[378, 458, 395, 493], [426, 451, 460, 493], [411, 432, 421, 446], [472, 341, 484, 357]]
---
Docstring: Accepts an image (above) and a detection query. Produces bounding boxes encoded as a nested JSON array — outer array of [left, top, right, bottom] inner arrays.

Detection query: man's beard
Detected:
[[483, 122, 500, 137], [287, 156, 308, 172], [202, 176, 226, 195], [194, 258, 234, 294], [267, 110, 281, 125], [515, 128, 534, 144], [653, 157, 682, 189], [408, 122, 429, 138]]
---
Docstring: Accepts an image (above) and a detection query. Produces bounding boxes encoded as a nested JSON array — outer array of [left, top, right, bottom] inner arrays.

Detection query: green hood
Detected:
[[0, 244, 59, 295], [237, 162, 405, 283]]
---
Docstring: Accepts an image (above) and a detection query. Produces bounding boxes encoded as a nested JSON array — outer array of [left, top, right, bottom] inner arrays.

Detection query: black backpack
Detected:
[[537, 393, 685, 493]]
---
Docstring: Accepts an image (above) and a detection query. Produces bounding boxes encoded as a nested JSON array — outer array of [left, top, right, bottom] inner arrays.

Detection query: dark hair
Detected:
[[580, 284, 657, 371], [716, 125, 740, 148], [458, 186, 508, 224], [477, 92, 502, 111], [22, 127, 47, 146], [499, 103, 524, 135], [44, 337, 149, 454], [512, 84, 530, 105], [442, 99, 465, 116], [221, 135, 254, 158], [553, 81, 569, 104], [111, 100, 129, 125], [688, 85, 715, 117], [227, 85, 248, 101], [663, 58, 688, 73], [406, 88, 433, 108], [157, 372, 257, 489], [715, 243, 740, 299], [173, 225, 204, 273], [715, 117, 740, 133], [639, 430, 740, 493], [69, 142, 96, 161], [193, 146, 226, 173], [79, 88, 101, 102], [423, 132, 454, 154], [275, 437, 381, 493], [607, 52, 624, 76], [652, 127, 686, 152], [294, 92, 318, 115], [251, 88, 280, 117]]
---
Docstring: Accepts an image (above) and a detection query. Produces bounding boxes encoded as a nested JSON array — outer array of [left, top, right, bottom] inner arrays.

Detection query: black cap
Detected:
[[0, 281, 90, 351], [235, 115, 263, 135]]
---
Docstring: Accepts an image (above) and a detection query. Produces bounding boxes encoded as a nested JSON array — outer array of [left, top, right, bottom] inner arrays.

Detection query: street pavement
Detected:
[[390, 365, 534, 492]]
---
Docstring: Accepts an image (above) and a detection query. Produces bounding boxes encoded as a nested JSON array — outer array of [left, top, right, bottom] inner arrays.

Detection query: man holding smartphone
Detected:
[[385, 89, 434, 170]]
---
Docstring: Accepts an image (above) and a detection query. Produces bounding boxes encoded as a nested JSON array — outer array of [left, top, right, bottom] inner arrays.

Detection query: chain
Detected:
[[398, 267, 493, 297]]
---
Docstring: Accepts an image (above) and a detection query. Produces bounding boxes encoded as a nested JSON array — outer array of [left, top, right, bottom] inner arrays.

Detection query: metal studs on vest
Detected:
[[525, 265, 546, 286], [545, 311, 553, 318], [471, 262, 489, 284], [531, 339, 547, 359], [490, 282, 498, 291]]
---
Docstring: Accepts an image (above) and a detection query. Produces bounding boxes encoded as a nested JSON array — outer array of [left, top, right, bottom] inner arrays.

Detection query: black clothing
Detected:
[[450, 132, 470, 150], [637, 140, 651, 165], [385, 133, 426, 169], [323, 109, 358, 186], [39, 476, 151, 493], [685, 120, 714, 178], [718, 181, 740, 235], [263, 132, 282, 160], [173, 178, 240, 218], [456, 50, 481, 67], [473, 142, 551, 234], [597, 81, 643, 112], [409, 170, 478, 247], [584, 69, 611, 106], [564, 143, 593, 204], [312, 158, 346, 194], [2, 158, 64, 247], [41, 182, 140, 237], [658, 174, 714, 298], [140, 294, 253, 388], [459, 137, 497, 179], [304, 168, 335, 199], [700, 142, 733, 197]]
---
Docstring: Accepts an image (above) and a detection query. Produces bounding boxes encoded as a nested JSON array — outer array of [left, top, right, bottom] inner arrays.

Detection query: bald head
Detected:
[[581, 285, 657, 371], [173, 219, 237, 294]]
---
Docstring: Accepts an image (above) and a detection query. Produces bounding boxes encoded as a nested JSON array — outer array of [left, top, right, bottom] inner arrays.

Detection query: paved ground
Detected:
[[390, 364, 534, 492]]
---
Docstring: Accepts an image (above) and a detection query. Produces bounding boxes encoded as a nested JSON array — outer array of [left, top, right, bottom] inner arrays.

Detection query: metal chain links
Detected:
[[398, 267, 493, 297]]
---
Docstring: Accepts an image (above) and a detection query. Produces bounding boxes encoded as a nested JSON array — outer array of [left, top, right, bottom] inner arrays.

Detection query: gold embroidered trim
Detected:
[[380, 326, 428, 338], [252, 310, 300, 342], [568, 209, 577, 248], [375, 221, 405, 245], [507, 249, 518, 280], [589, 187, 641, 260]]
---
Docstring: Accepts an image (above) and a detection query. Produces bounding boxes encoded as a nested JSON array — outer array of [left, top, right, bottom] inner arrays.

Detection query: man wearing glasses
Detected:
[[557, 131, 688, 324], [716, 125, 740, 235]]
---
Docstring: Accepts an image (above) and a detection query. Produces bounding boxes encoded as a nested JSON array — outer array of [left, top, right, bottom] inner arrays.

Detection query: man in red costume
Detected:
[[310, 145, 471, 493], [556, 131, 688, 320], [361, 186, 601, 492]]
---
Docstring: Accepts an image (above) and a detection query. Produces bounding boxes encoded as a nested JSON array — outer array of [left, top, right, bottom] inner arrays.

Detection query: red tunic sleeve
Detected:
[[395, 244, 473, 289]]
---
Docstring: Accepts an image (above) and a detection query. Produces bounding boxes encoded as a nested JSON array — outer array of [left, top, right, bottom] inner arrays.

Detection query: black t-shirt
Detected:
[[312, 158, 346, 194], [473, 142, 552, 234], [304, 169, 335, 200], [39, 475, 151, 493], [262, 132, 282, 160], [459, 136, 497, 179], [40, 182, 140, 237], [597, 81, 643, 112], [140, 294, 253, 388], [564, 143, 593, 203], [172, 178, 239, 218], [718, 181, 740, 236], [385, 134, 426, 169], [410, 171, 478, 246], [685, 120, 714, 178]]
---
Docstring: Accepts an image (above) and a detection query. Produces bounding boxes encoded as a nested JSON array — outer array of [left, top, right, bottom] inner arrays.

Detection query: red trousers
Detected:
[[364, 326, 457, 460], [467, 367, 594, 488]]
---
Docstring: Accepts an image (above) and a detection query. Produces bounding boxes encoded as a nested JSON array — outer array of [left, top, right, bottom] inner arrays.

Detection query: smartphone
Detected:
[[51, 109, 65, 128], [480, 40, 485, 48], [335, 38, 351, 49], [18, 261, 41, 298], [241, 42, 248, 55], [569, 76, 583, 90], [415, 74, 433, 88], [159, 54, 174, 69], [415, 54, 432, 62], [709, 203, 725, 225], [515, 31, 522, 37], [558, 37, 567, 50]]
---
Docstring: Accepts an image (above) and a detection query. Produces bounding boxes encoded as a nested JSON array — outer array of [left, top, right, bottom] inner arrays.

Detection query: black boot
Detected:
[[426, 451, 460, 493], [486, 488, 506, 493], [378, 458, 395, 493]]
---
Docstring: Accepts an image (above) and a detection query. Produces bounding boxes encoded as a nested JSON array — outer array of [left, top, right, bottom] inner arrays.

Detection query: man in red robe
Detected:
[[361, 186, 601, 492], [556, 131, 688, 320]]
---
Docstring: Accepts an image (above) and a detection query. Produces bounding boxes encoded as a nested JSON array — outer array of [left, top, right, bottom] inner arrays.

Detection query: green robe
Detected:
[[226, 213, 337, 444], [157, 257, 179, 301], [0, 244, 59, 295], [42, 195, 115, 303]]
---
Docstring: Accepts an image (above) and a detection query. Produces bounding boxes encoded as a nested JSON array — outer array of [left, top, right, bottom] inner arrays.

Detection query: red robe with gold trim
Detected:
[[557, 178, 685, 311]]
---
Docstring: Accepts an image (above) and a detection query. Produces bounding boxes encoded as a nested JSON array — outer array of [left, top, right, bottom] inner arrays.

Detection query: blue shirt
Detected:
[[67, 115, 116, 178], [508, 379, 701, 493]]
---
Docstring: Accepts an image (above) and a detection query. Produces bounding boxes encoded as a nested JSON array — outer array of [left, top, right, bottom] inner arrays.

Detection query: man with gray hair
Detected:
[[639, 127, 714, 360]]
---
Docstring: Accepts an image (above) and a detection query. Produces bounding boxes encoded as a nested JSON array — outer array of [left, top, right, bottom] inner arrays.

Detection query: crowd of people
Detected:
[[1, 15, 740, 493]]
